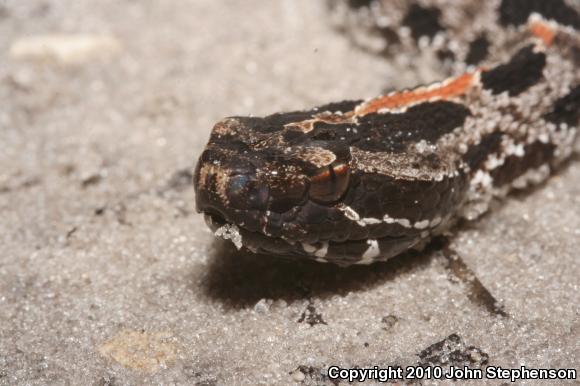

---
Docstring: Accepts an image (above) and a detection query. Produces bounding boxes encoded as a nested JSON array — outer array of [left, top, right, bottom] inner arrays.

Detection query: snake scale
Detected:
[[194, 0, 580, 266]]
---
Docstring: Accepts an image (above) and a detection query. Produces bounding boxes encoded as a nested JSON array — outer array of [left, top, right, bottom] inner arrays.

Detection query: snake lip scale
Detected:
[[194, 0, 580, 266]]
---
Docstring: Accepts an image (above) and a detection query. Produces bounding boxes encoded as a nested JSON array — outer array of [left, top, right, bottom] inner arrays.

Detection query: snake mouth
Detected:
[[202, 211, 421, 266], [203, 211, 306, 256]]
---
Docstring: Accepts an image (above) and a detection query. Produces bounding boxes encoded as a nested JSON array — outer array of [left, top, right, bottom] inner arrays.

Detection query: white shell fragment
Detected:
[[9, 34, 122, 65]]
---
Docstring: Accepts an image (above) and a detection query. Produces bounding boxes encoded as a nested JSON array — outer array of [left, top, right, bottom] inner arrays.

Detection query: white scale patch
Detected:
[[339, 204, 437, 230], [471, 169, 493, 189], [357, 239, 380, 264], [505, 142, 525, 157], [301, 241, 329, 258], [414, 219, 430, 230], [485, 153, 505, 170]]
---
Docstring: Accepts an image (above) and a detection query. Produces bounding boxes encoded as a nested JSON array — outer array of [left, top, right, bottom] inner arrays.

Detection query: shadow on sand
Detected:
[[200, 239, 437, 309]]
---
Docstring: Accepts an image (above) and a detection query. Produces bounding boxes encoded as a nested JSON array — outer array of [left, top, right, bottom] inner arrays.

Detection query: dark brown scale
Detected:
[[481, 45, 546, 96], [310, 123, 353, 142], [353, 101, 471, 152], [264, 169, 308, 213], [334, 173, 467, 241], [295, 214, 363, 245], [208, 133, 251, 152], [326, 239, 372, 261], [226, 174, 269, 211], [292, 101, 471, 154]]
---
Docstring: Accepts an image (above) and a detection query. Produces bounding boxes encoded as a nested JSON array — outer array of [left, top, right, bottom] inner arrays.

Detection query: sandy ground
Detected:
[[0, 1, 579, 385]]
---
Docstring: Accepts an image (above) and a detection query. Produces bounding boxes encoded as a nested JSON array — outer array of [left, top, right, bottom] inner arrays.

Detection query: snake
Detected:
[[193, 0, 580, 266]]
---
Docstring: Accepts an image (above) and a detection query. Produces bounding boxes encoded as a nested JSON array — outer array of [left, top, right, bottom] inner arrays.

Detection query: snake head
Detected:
[[194, 100, 467, 265], [194, 113, 354, 239]]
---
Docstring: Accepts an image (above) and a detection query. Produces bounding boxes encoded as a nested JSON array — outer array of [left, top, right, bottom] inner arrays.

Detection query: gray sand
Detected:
[[0, 1, 578, 385]]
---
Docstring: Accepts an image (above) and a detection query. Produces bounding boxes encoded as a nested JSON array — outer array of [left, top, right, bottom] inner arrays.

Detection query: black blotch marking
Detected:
[[418, 334, 489, 372], [481, 45, 546, 96], [440, 238, 508, 317], [297, 303, 327, 326], [354, 101, 471, 153], [544, 85, 580, 128], [463, 131, 504, 170], [498, 0, 580, 29], [402, 4, 444, 41], [315, 99, 362, 114], [465, 35, 490, 65], [491, 141, 556, 187]]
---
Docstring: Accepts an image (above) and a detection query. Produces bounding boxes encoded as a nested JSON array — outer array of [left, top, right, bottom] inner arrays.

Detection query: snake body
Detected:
[[194, 0, 580, 266]]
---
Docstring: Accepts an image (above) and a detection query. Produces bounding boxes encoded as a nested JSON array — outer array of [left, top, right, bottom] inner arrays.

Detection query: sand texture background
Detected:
[[0, 1, 579, 385]]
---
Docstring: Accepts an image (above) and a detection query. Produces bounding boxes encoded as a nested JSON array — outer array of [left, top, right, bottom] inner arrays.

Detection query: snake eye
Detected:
[[309, 163, 350, 204]]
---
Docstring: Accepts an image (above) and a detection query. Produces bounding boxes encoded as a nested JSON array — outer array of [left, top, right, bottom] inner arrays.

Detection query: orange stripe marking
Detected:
[[355, 72, 477, 116], [530, 21, 555, 46]]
